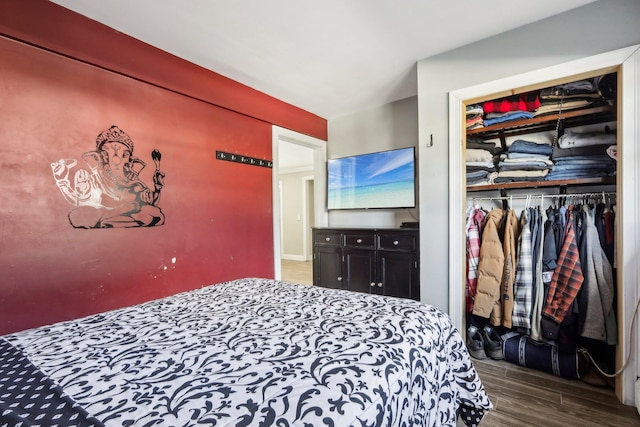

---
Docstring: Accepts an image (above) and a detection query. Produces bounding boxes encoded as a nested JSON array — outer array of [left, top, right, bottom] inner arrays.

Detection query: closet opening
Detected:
[[463, 71, 619, 390], [448, 44, 640, 407]]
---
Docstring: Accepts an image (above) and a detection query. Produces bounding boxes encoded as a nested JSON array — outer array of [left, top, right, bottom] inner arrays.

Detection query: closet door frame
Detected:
[[448, 44, 640, 406]]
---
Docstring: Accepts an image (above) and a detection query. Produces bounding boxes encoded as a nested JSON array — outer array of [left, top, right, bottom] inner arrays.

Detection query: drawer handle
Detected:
[[357, 238, 362, 243], [370, 282, 375, 287], [325, 237, 331, 241], [377, 282, 383, 287], [393, 240, 399, 245]]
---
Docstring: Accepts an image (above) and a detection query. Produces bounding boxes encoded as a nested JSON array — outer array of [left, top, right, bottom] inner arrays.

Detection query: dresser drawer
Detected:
[[314, 230, 342, 246], [378, 233, 417, 251], [344, 234, 375, 249]]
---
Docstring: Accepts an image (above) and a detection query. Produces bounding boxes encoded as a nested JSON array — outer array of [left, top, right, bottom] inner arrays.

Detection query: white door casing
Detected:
[[272, 126, 327, 279]]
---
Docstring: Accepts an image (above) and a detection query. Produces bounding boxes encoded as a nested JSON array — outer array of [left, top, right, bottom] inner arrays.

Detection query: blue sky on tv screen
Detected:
[[328, 147, 414, 189]]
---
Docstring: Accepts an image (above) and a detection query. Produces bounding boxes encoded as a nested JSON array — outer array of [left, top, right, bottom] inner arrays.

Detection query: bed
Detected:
[[0, 278, 492, 426]]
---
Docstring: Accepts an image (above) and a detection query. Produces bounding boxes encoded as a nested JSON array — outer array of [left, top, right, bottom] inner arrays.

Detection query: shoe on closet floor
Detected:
[[482, 325, 504, 360], [466, 326, 487, 360]]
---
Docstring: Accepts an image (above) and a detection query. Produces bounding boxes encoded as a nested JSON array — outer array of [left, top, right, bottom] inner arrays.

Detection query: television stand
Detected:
[[312, 227, 419, 300], [400, 222, 419, 228]]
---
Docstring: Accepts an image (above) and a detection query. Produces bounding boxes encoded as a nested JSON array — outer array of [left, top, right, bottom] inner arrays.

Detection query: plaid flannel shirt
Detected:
[[466, 207, 485, 312], [542, 214, 584, 323], [512, 210, 533, 330]]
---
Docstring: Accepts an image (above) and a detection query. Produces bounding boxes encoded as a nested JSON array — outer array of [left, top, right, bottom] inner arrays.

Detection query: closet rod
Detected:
[[470, 191, 616, 202]]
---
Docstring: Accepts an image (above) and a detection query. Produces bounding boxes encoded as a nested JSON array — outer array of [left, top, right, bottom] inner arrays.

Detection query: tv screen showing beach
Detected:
[[327, 147, 415, 210]]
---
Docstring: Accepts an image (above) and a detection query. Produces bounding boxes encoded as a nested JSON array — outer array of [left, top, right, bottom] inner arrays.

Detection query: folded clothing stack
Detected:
[[546, 128, 617, 180], [466, 104, 484, 130], [494, 139, 553, 184], [482, 92, 540, 126], [534, 77, 605, 117], [465, 138, 501, 186]]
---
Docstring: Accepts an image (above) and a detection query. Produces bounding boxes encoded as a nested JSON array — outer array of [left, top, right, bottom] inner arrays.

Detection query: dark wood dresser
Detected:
[[312, 227, 419, 300]]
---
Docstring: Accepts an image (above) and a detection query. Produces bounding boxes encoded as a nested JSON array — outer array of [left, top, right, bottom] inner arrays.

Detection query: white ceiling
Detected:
[[50, 0, 597, 120]]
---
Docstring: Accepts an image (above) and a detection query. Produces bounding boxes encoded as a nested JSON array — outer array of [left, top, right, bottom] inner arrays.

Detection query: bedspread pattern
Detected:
[[4, 278, 491, 426], [0, 338, 105, 427]]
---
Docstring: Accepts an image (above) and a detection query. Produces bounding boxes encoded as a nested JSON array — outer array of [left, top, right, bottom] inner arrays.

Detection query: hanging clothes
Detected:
[[530, 205, 546, 341], [541, 211, 584, 340], [542, 206, 562, 271], [512, 209, 533, 332], [501, 209, 520, 329], [594, 202, 615, 266], [472, 208, 519, 327], [466, 206, 487, 312], [576, 206, 615, 342], [472, 209, 505, 326], [467, 193, 616, 345]]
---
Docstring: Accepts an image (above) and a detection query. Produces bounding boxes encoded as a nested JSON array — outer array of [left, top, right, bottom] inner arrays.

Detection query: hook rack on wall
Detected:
[[216, 150, 272, 168]]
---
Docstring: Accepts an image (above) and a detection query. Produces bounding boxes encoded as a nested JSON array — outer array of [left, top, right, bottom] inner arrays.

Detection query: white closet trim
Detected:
[[448, 44, 640, 406], [619, 44, 640, 409]]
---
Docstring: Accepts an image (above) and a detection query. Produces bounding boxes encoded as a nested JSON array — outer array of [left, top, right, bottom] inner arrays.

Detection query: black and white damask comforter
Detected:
[[1, 278, 491, 426]]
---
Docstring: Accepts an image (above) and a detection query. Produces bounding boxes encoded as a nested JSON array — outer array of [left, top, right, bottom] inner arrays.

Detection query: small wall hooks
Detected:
[[427, 134, 434, 148], [216, 151, 273, 168]]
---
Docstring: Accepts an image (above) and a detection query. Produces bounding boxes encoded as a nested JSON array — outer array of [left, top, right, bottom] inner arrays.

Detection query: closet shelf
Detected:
[[466, 177, 616, 193], [466, 105, 615, 139]]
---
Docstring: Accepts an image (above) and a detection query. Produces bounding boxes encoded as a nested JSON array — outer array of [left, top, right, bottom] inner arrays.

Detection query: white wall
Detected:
[[327, 96, 419, 228], [416, 0, 640, 312]]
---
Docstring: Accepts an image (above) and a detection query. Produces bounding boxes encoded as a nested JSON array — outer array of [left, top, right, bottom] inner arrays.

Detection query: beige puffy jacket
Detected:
[[472, 209, 519, 327], [501, 209, 519, 328]]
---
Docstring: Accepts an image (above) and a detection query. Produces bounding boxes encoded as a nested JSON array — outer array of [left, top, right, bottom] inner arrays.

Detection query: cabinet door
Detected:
[[343, 247, 376, 295], [313, 245, 343, 289], [377, 251, 419, 300]]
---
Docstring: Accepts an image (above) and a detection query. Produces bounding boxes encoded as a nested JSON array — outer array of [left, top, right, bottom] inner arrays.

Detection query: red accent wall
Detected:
[[0, 0, 327, 141], [0, 2, 327, 335]]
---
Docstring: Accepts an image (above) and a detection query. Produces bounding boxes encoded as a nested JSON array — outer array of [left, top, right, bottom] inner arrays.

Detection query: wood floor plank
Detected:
[[504, 367, 620, 405], [478, 373, 562, 405], [490, 393, 605, 427], [475, 409, 526, 427], [560, 393, 640, 425], [471, 359, 507, 378]]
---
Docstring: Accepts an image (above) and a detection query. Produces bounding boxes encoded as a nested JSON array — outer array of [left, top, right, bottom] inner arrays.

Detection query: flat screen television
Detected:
[[327, 147, 416, 210]]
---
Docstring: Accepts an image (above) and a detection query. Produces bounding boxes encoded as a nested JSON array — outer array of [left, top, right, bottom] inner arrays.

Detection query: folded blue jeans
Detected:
[[508, 139, 553, 155]]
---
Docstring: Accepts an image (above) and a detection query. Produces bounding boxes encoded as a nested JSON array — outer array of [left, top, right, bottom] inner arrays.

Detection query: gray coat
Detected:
[[578, 210, 614, 342]]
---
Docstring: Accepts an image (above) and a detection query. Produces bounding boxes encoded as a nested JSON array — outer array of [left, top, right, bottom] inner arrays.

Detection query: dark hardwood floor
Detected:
[[470, 358, 640, 426], [280, 261, 639, 426]]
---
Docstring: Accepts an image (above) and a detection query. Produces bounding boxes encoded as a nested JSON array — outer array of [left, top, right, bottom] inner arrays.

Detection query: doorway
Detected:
[[277, 140, 314, 261], [272, 126, 327, 280]]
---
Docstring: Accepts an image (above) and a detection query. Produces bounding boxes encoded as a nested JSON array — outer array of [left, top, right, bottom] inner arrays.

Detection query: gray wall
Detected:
[[417, 0, 640, 311], [327, 96, 419, 228], [280, 170, 313, 259]]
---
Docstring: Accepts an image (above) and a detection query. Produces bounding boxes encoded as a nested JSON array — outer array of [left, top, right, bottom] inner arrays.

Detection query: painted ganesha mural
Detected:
[[51, 125, 166, 228]]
